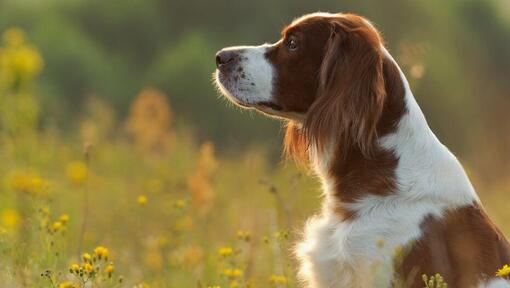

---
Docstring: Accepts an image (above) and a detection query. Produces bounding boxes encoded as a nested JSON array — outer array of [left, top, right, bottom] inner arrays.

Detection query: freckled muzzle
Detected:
[[214, 45, 281, 112]]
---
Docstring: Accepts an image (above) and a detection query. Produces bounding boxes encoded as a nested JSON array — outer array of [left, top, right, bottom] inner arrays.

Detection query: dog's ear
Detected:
[[303, 15, 386, 158]]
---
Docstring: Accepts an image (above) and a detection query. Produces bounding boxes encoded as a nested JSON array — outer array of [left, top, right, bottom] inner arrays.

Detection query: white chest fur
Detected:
[[295, 196, 456, 287]]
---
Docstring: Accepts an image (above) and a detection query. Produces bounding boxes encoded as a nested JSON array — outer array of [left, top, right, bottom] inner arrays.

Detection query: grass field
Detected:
[[1, 26, 510, 288]]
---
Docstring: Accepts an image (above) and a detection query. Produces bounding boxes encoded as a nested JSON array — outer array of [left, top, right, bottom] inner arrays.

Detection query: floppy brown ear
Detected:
[[304, 15, 386, 158]]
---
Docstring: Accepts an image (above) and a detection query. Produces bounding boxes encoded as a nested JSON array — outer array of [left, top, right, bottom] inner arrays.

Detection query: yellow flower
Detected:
[[52, 221, 63, 232], [236, 230, 251, 242], [59, 214, 70, 223], [496, 264, 510, 277], [82, 253, 92, 263], [223, 269, 233, 277], [175, 199, 186, 209], [229, 281, 239, 288], [58, 281, 75, 288], [66, 161, 88, 185], [233, 269, 243, 277], [137, 195, 148, 205], [94, 246, 109, 260], [41, 206, 50, 215], [69, 263, 80, 274], [223, 268, 243, 279], [3, 27, 25, 47], [104, 263, 114, 276], [1, 208, 20, 230], [7, 170, 51, 196], [30, 176, 51, 195], [83, 262, 94, 274], [269, 274, 288, 284], [218, 246, 234, 257]]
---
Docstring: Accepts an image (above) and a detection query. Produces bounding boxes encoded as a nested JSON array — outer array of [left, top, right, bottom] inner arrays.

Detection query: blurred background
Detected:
[[0, 0, 509, 287]]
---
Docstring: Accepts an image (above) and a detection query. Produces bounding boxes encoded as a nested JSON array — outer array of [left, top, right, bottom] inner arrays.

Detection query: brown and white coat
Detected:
[[214, 12, 510, 288]]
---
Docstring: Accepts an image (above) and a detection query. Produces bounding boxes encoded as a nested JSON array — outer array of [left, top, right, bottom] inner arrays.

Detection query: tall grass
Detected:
[[1, 27, 509, 288]]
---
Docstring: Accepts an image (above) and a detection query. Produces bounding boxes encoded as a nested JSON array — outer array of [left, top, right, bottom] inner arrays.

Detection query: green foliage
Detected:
[[0, 0, 508, 164], [422, 273, 448, 288]]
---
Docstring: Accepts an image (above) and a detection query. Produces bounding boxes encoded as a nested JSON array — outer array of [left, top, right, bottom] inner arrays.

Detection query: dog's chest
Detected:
[[296, 201, 446, 288]]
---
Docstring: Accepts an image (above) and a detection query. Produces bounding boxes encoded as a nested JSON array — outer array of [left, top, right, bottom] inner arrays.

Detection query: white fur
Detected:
[[215, 44, 274, 105], [480, 279, 510, 288], [296, 48, 480, 288]]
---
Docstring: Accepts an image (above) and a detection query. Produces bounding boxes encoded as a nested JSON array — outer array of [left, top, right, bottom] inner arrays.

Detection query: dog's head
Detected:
[[214, 12, 388, 158]]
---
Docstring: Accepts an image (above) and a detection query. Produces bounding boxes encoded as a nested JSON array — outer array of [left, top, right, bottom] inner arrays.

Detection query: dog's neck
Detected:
[[310, 50, 478, 219]]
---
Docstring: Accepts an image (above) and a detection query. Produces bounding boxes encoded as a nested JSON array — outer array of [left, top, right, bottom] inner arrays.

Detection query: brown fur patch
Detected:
[[276, 14, 407, 216], [397, 203, 510, 287]]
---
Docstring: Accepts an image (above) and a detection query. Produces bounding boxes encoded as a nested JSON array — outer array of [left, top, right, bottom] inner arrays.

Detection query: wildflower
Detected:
[[1, 208, 20, 230], [137, 195, 148, 205], [175, 199, 186, 209], [52, 221, 63, 232], [230, 281, 239, 288], [0, 27, 43, 92], [83, 262, 94, 274], [218, 246, 234, 257], [233, 269, 243, 277], [105, 263, 114, 277], [59, 214, 70, 223], [66, 161, 88, 185], [30, 176, 51, 195], [82, 253, 92, 263], [7, 170, 51, 196], [223, 268, 243, 278], [58, 281, 75, 288], [3, 27, 25, 47], [422, 273, 447, 288], [69, 263, 80, 274], [236, 230, 251, 242], [125, 88, 174, 152], [496, 264, 510, 277], [94, 246, 109, 260], [268, 274, 288, 284], [40, 206, 50, 215]]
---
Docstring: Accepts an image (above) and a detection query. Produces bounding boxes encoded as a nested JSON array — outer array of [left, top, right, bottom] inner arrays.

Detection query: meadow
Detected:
[[1, 19, 510, 288], [0, 27, 322, 287]]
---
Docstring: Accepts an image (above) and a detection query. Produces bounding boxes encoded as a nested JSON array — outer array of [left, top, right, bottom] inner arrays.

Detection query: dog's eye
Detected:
[[286, 38, 299, 51]]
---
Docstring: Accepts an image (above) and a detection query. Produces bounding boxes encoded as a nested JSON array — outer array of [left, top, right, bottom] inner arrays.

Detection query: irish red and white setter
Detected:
[[214, 12, 510, 288]]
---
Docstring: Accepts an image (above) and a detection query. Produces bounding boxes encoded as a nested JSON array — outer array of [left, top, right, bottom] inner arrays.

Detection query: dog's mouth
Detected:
[[215, 70, 301, 120], [215, 70, 282, 110], [256, 101, 283, 111]]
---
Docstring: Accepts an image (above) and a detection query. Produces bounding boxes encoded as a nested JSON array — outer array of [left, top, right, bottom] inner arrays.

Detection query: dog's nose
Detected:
[[216, 50, 239, 69]]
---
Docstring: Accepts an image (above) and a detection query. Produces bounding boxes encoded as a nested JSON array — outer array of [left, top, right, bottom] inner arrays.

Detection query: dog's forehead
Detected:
[[283, 13, 339, 36], [291, 12, 341, 26]]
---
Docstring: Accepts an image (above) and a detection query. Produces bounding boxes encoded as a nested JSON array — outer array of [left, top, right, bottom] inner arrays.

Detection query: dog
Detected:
[[213, 12, 510, 288]]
